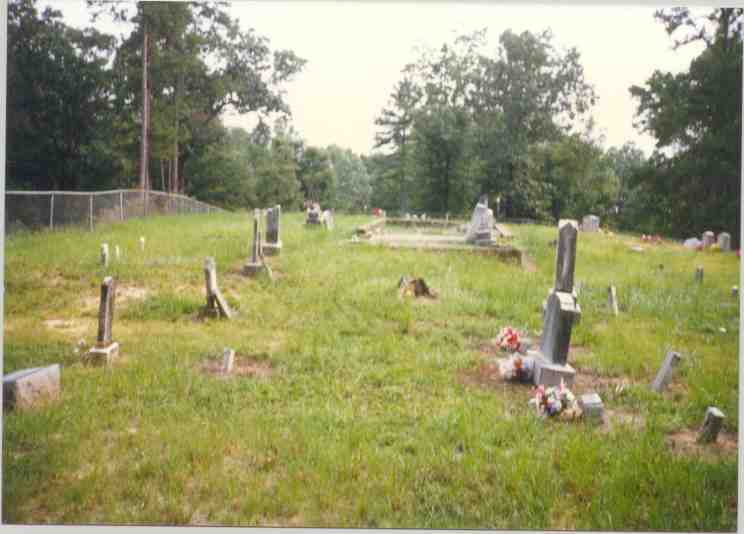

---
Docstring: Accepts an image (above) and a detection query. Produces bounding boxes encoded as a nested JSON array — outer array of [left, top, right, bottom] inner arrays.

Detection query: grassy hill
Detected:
[[2, 212, 738, 529]]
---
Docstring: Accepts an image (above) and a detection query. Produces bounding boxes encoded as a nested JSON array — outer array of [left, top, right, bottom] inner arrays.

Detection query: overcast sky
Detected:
[[45, 1, 705, 156]]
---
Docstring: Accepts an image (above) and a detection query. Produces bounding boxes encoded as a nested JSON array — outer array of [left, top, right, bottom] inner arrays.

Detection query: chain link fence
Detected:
[[5, 189, 223, 233]]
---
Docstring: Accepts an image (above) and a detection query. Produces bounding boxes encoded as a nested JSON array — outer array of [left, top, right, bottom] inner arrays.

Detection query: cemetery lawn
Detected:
[[2, 212, 738, 529]]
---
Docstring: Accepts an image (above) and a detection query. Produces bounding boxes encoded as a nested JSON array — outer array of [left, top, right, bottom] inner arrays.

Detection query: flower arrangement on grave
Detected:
[[529, 380, 581, 420], [498, 354, 535, 383], [641, 234, 662, 244], [496, 326, 522, 352]]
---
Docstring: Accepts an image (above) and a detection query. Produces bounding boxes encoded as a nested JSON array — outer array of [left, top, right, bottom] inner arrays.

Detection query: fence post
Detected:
[[89, 194, 93, 231], [49, 193, 54, 230], [120, 191, 124, 221]]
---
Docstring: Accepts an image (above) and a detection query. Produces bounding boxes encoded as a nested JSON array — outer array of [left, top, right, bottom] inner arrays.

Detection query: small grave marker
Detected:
[[222, 348, 235, 374], [465, 195, 493, 245], [581, 214, 600, 232], [115, 245, 121, 261], [694, 266, 704, 283], [608, 285, 619, 316], [101, 243, 109, 267], [139, 236, 146, 251], [732, 286, 738, 296], [263, 205, 282, 256], [3, 364, 61, 411], [717, 232, 731, 251], [701, 231, 715, 248], [579, 392, 604, 422], [698, 407, 725, 443], [204, 257, 233, 319], [243, 210, 265, 277], [86, 276, 120, 364], [650, 350, 682, 392]]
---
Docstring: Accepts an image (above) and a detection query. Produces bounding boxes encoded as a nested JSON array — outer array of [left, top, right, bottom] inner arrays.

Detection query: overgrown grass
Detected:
[[2, 212, 738, 529]]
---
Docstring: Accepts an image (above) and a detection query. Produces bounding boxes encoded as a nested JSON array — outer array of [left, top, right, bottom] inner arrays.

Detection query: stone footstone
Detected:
[[717, 232, 731, 251], [579, 392, 604, 422], [698, 407, 725, 443], [608, 285, 619, 316], [650, 350, 682, 392], [3, 364, 61, 410], [701, 231, 715, 248], [222, 348, 235, 374], [101, 243, 109, 267]]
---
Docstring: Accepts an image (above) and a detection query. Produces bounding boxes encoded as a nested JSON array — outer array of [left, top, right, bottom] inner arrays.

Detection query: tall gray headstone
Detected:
[[698, 407, 725, 443], [243, 210, 265, 276], [555, 220, 578, 293], [650, 351, 682, 392], [717, 232, 731, 251], [86, 276, 119, 364], [701, 231, 715, 248]]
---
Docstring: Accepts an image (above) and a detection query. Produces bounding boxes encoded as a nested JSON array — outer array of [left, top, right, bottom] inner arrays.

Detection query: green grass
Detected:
[[2, 212, 738, 529]]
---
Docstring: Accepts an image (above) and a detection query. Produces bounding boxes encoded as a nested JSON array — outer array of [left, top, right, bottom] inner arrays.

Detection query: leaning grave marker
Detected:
[[204, 257, 233, 319]]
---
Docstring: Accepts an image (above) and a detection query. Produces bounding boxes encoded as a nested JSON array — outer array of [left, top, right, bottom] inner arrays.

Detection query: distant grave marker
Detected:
[[263, 205, 282, 256], [243, 209, 265, 277], [701, 231, 715, 248], [694, 266, 704, 283], [222, 348, 236, 374], [717, 232, 731, 251], [101, 243, 109, 267], [204, 257, 233, 319], [581, 214, 600, 232], [650, 350, 682, 392], [608, 285, 619, 316], [698, 407, 725, 443]]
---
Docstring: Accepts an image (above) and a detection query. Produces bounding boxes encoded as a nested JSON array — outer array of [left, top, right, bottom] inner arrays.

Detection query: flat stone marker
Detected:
[[694, 267, 704, 283], [139, 237, 146, 251], [717, 232, 731, 251], [86, 276, 120, 364], [701, 231, 715, 248], [263, 205, 282, 256], [579, 392, 604, 421], [698, 407, 725, 443], [3, 364, 61, 411], [101, 243, 109, 267], [555, 220, 578, 293], [222, 348, 235, 374], [204, 257, 233, 319], [608, 285, 619, 316], [650, 350, 682, 392], [243, 210, 265, 276]]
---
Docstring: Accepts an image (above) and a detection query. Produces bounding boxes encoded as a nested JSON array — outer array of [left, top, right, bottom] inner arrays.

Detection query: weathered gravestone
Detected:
[[695, 266, 704, 283], [85, 276, 120, 364], [306, 203, 322, 225], [322, 209, 334, 230], [579, 392, 604, 422], [698, 407, 725, 443], [263, 205, 282, 256], [465, 195, 493, 245], [222, 348, 236, 374], [581, 214, 600, 232], [717, 232, 731, 251], [530, 220, 581, 387], [3, 364, 61, 411], [139, 236, 146, 251], [243, 210, 265, 277], [204, 257, 233, 319], [101, 243, 109, 267], [701, 231, 715, 248], [608, 285, 619, 316], [650, 350, 682, 392]]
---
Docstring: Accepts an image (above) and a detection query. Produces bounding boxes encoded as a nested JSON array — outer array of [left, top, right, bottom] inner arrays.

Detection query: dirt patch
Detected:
[[81, 286, 149, 310], [457, 360, 533, 401], [200, 354, 274, 380], [43, 318, 92, 338], [598, 408, 646, 434], [666, 428, 737, 460]]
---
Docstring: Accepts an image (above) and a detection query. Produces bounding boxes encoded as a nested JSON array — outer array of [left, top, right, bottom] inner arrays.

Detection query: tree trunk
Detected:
[[139, 26, 150, 191]]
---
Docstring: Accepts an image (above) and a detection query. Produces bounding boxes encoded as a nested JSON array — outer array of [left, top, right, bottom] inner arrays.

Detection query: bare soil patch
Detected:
[[572, 367, 633, 395], [598, 408, 646, 434], [666, 428, 737, 460], [43, 318, 92, 338], [200, 354, 274, 380]]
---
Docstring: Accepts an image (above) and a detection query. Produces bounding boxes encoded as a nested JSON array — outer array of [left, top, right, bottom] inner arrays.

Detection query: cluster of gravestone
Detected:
[[684, 230, 732, 252], [4, 208, 286, 411]]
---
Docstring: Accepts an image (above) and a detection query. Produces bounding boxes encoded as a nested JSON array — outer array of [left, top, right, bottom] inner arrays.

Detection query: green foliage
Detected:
[[629, 8, 742, 244], [327, 145, 373, 212]]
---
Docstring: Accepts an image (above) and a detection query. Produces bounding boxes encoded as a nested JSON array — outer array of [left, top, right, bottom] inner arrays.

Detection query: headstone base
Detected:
[[85, 342, 119, 365], [242, 262, 264, 277], [3, 364, 61, 410], [529, 351, 576, 387], [262, 242, 282, 256], [542, 289, 580, 323]]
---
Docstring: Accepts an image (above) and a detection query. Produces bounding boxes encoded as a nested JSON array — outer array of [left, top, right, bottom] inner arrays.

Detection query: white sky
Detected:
[[44, 1, 705, 156]]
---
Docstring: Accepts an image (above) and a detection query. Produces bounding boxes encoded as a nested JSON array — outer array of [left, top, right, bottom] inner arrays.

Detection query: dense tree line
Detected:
[[370, 10, 741, 243]]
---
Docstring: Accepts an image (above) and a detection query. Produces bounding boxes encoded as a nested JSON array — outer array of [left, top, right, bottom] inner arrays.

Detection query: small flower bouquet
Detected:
[[528, 380, 581, 419], [496, 326, 522, 353], [498, 355, 535, 383]]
